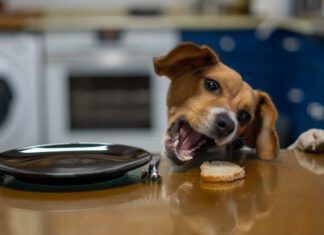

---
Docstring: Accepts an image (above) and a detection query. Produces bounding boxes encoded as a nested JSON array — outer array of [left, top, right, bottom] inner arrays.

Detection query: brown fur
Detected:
[[154, 42, 279, 160]]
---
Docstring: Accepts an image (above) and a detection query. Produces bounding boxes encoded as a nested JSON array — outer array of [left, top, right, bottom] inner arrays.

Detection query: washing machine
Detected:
[[0, 33, 42, 152]]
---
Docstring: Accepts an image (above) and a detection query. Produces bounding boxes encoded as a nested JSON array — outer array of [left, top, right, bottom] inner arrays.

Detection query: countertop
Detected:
[[0, 149, 324, 235], [0, 12, 323, 36], [26, 15, 324, 36]]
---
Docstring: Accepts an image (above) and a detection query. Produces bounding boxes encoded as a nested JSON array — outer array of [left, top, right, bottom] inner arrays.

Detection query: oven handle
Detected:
[[47, 50, 154, 68]]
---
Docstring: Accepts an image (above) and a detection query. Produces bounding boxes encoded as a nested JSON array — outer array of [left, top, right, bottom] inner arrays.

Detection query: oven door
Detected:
[[45, 49, 169, 151]]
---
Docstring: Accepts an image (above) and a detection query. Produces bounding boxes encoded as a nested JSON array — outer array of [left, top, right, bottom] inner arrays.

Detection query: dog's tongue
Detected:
[[178, 122, 202, 150]]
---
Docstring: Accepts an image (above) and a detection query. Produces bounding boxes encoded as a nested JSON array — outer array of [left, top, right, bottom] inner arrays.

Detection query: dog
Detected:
[[153, 42, 324, 165]]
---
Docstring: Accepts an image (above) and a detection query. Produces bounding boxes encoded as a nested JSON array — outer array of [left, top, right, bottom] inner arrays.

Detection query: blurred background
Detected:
[[0, 0, 323, 152]]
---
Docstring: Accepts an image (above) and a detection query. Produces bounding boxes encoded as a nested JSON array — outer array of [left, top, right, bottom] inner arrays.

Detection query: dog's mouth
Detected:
[[164, 118, 215, 165]]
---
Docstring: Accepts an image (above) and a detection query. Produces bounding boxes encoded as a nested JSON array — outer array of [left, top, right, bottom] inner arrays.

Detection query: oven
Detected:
[[45, 30, 179, 151]]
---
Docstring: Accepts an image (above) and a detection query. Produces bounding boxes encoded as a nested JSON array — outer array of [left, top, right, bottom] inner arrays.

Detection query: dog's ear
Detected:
[[243, 91, 279, 160], [153, 42, 219, 79]]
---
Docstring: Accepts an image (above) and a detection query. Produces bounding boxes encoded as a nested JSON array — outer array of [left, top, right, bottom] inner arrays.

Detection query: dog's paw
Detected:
[[288, 129, 324, 153]]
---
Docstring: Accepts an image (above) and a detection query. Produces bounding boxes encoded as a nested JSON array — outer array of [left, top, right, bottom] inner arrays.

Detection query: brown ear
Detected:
[[153, 42, 219, 79], [243, 91, 279, 160]]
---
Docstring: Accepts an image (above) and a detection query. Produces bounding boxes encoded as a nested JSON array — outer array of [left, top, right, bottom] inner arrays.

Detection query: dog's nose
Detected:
[[215, 113, 235, 137]]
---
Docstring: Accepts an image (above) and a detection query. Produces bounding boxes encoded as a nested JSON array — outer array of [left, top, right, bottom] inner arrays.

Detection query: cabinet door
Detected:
[[289, 36, 324, 135]]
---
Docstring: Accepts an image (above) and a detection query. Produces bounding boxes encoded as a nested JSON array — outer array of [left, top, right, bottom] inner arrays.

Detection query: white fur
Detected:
[[289, 129, 324, 153]]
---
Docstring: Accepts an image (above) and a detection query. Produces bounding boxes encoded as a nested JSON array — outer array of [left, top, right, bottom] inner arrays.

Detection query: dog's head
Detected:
[[154, 42, 279, 164]]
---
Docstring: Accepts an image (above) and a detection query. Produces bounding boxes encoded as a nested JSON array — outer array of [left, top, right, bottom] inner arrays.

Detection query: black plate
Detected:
[[0, 143, 152, 184]]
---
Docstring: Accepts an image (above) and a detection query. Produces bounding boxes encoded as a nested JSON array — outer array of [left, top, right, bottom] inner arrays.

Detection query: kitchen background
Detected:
[[0, 0, 323, 152]]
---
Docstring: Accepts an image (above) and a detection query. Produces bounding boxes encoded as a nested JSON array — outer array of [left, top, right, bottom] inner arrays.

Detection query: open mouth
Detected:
[[164, 118, 215, 165]]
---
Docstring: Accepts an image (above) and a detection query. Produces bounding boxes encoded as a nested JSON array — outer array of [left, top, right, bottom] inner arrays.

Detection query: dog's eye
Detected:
[[238, 111, 251, 125], [204, 79, 220, 93]]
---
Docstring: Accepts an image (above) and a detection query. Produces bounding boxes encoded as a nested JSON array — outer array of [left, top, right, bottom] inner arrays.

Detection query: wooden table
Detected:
[[0, 150, 324, 235]]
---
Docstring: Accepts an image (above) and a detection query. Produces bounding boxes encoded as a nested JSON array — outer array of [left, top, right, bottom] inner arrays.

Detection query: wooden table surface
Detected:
[[0, 150, 324, 235]]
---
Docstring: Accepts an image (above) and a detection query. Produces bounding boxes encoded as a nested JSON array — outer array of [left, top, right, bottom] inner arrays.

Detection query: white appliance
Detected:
[[0, 33, 42, 152], [45, 30, 179, 151]]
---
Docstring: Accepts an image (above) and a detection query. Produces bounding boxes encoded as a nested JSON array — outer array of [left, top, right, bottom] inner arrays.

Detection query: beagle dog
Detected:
[[153, 42, 324, 165]]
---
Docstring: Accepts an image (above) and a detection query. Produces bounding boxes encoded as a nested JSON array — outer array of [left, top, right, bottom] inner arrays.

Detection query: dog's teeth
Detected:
[[182, 153, 193, 161], [173, 139, 179, 148], [177, 150, 193, 161]]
